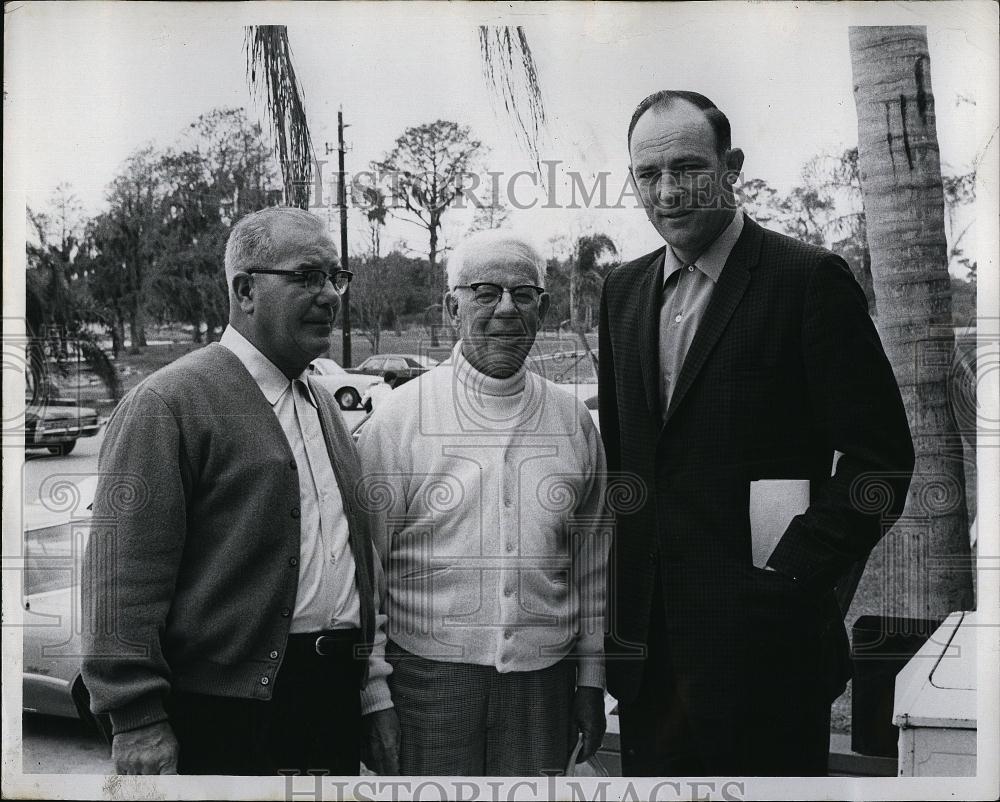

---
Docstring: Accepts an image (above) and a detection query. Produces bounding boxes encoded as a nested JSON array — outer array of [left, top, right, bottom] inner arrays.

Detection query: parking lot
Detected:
[[21, 714, 112, 774]]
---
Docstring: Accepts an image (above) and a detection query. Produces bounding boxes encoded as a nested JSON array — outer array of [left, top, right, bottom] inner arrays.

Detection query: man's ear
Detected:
[[723, 148, 745, 187], [537, 292, 551, 324], [445, 291, 460, 325], [232, 273, 255, 314]]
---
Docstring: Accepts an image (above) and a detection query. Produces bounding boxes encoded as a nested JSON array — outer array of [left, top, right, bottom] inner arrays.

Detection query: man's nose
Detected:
[[315, 278, 342, 310], [655, 174, 685, 206], [494, 288, 521, 315]]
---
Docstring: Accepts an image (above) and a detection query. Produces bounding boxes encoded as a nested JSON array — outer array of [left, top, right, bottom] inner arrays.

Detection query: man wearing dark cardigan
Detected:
[[82, 207, 400, 775]]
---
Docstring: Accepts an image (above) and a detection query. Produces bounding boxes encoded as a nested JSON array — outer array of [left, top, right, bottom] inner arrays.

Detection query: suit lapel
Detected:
[[662, 218, 764, 427], [638, 250, 666, 420]]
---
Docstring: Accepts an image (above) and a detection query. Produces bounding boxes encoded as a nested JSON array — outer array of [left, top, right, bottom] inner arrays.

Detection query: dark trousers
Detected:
[[169, 630, 363, 776], [617, 581, 831, 777]]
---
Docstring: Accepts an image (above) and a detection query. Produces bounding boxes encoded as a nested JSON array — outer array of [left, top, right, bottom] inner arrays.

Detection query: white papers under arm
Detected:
[[749, 479, 810, 569]]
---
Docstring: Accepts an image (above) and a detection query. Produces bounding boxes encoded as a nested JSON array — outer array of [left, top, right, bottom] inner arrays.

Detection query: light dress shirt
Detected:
[[220, 326, 360, 632], [659, 209, 745, 416]]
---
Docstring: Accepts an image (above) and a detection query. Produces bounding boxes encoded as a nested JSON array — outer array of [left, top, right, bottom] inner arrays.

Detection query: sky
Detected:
[[5, 1, 998, 266]]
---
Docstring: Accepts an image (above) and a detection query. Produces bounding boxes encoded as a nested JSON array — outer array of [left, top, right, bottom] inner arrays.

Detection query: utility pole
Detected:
[[337, 108, 352, 367]]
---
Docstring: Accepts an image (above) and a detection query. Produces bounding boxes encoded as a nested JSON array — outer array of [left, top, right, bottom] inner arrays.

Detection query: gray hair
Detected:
[[224, 207, 324, 291], [446, 230, 547, 290]]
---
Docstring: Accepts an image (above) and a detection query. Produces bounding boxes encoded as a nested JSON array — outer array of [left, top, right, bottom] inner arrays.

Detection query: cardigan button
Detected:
[[290, 507, 300, 520], [289, 461, 297, 470], [269, 650, 279, 660], [289, 557, 299, 567], [281, 607, 291, 617], [260, 676, 270, 686]]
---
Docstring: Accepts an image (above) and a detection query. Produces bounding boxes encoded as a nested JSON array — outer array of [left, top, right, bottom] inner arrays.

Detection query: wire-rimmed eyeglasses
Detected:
[[246, 268, 353, 296]]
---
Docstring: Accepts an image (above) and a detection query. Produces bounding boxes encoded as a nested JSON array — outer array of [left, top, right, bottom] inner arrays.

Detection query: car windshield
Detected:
[[529, 352, 598, 384]]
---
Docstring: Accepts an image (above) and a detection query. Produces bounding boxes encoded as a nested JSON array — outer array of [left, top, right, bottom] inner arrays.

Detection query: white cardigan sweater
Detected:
[[357, 343, 609, 688]]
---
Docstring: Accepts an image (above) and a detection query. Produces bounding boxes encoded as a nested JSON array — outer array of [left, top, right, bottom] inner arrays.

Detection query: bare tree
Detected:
[[374, 121, 483, 344]]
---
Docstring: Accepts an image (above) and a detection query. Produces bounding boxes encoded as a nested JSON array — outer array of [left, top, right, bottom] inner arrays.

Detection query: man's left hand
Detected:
[[361, 708, 401, 775], [573, 686, 606, 763]]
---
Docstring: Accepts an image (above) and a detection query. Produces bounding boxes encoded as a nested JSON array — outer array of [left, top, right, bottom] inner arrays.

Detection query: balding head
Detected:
[[627, 90, 732, 157]]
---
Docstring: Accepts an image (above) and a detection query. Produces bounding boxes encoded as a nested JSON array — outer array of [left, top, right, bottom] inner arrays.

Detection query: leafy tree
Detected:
[[360, 184, 389, 260], [88, 147, 164, 351], [25, 187, 120, 401], [943, 170, 976, 282], [568, 233, 618, 332], [152, 108, 279, 341], [742, 151, 874, 313], [351, 185, 398, 352], [76, 217, 129, 358], [351, 256, 401, 354]]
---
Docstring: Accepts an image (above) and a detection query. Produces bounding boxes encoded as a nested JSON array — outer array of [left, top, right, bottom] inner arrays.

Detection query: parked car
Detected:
[[347, 354, 438, 386], [308, 357, 382, 410], [22, 476, 98, 720], [526, 349, 600, 424], [24, 392, 102, 456]]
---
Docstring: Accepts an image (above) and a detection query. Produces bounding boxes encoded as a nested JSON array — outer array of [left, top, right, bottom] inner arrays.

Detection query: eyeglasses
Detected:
[[246, 268, 353, 296], [453, 282, 546, 309]]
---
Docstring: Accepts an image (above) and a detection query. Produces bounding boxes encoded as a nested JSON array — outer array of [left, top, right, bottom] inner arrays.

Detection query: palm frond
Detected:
[[479, 26, 547, 175], [245, 25, 314, 209]]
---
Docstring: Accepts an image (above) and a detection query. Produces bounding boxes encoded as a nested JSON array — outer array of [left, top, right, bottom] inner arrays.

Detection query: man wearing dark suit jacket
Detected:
[[598, 91, 914, 776]]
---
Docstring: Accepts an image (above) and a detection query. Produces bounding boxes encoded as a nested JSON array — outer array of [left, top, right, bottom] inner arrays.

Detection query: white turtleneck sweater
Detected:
[[357, 342, 609, 688]]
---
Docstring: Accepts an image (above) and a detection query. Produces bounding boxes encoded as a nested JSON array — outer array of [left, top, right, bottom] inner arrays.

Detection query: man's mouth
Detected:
[[659, 208, 694, 220]]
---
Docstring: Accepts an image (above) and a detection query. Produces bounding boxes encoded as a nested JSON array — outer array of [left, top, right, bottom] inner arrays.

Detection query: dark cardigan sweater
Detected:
[[81, 344, 385, 735]]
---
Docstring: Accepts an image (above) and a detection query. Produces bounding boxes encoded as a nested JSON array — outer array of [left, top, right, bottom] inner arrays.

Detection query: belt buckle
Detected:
[[315, 635, 330, 656]]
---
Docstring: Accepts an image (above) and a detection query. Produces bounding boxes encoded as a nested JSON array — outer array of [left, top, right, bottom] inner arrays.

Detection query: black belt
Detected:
[[286, 629, 361, 657]]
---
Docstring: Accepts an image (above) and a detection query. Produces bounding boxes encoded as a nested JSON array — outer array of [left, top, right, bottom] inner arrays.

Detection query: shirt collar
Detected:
[[219, 325, 317, 408], [663, 209, 745, 285]]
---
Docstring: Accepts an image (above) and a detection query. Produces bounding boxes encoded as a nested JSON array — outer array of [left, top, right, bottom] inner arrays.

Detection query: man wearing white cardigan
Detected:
[[357, 230, 609, 776]]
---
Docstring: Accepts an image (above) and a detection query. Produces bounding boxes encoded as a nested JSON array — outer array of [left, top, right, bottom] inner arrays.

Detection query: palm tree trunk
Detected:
[[848, 25, 973, 621]]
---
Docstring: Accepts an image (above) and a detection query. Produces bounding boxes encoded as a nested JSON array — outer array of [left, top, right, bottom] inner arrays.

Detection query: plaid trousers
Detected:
[[387, 641, 576, 776]]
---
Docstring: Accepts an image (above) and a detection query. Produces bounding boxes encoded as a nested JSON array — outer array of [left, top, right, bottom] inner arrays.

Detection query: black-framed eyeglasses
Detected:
[[246, 268, 353, 296], [453, 282, 546, 309]]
